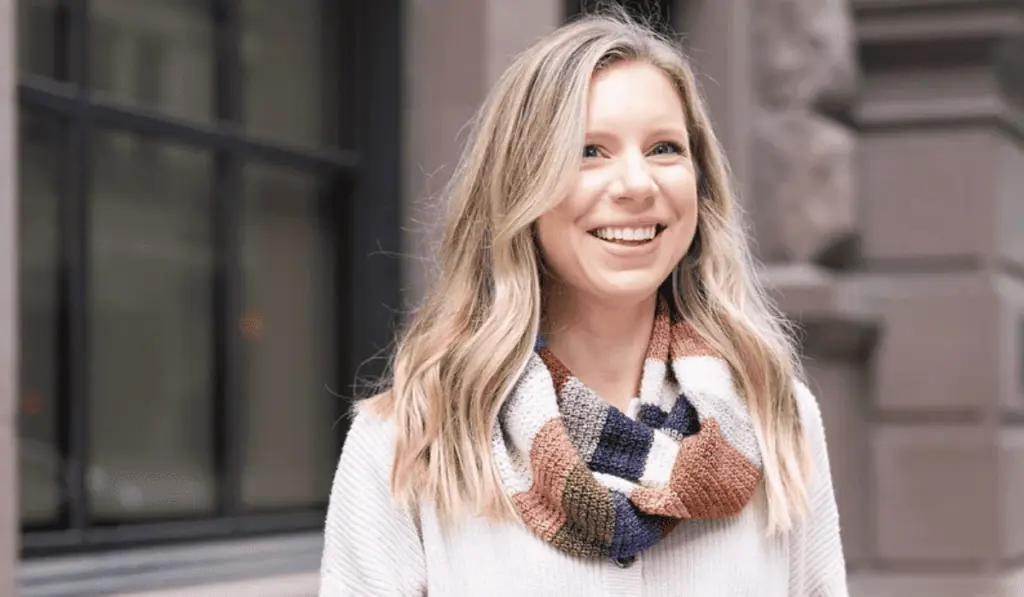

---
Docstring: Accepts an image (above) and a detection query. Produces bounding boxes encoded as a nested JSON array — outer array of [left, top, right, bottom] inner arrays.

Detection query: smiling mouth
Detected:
[[588, 224, 667, 246]]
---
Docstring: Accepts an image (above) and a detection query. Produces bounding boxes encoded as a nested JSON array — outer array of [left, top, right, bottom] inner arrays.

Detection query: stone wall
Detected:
[[850, 1, 1024, 594], [739, 0, 1024, 594], [746, 0, 878, 579]]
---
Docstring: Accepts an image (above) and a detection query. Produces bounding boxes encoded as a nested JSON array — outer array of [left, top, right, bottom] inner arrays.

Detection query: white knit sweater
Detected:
[[319, 388, 848, 596]]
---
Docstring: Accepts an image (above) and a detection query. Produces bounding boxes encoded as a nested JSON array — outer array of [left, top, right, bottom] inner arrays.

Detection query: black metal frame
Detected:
[[19, 0, 403, 557]]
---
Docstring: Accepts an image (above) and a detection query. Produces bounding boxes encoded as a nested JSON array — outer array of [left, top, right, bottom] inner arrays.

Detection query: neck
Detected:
[[540, 281, 658, 412]]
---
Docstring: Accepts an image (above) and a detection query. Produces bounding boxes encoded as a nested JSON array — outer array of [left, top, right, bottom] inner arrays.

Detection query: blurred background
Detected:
[[0, 0, 1022, 596]]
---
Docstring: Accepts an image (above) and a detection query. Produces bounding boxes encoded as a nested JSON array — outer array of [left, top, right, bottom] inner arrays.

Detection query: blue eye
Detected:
[[650, 141, 683, 156], [583, 145, 602, 158]]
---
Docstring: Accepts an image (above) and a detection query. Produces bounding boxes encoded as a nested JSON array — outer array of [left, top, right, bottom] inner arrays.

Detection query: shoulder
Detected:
[[347, 398, 399, 445], [321, 398, 427, 594], [327, 397, 414, 521], [792, 380, 829, 461], [327, 395, 405, 499], [790, 380, 840, 500], [338, 398, 400, 473], [792, 381, 823, 428], [786, 381, 849, 590]]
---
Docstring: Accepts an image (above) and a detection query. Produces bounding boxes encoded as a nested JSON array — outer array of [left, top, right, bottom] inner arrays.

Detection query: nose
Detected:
[[613, 152, 656, 202]]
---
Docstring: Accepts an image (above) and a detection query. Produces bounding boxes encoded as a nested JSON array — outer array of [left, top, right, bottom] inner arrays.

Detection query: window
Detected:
[[17, 0, 401, 555]]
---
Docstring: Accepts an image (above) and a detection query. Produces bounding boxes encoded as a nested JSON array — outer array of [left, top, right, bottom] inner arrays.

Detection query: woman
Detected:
[[320, 10, 848, 597]]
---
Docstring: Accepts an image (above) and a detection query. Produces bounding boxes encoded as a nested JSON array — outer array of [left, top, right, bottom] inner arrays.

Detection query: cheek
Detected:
[[661, 174, 701, 257], [535, 209, 576, 270], [663, 170, 699, 212], [535, 204, 594, 287], [667, 173, 699, 218], [535, 186, 589, 252]]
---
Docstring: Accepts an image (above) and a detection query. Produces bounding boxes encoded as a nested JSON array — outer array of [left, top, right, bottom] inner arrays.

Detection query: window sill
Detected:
[[19, 532, 322, 597]]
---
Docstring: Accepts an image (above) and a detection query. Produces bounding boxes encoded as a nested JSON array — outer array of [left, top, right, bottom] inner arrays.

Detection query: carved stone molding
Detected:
[[753, 0, 858, 113], [752, 0, 860, 268], [754, 110, 857, 266], [854, 1, 1024, 141], [766, 263, 878, 360]]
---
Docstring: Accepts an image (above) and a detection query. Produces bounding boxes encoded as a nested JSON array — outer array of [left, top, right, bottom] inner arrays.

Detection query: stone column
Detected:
[[745, 0, 876, 580], [0, 0, 19, 591], [850, 1, 1024, 594], [401, 0, 563, 306]]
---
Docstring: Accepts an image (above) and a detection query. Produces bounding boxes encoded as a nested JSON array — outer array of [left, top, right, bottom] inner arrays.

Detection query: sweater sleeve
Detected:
[[319, 410, 427, 597], [789, 383, 850, 597]]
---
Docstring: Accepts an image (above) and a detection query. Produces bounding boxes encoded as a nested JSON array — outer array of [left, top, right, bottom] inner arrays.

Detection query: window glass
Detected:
[[88, 129, 216, 519], [240, 163, 337, 509], [18, 0, 60, 79], [18, 111, 64, 526], [241, 0, 333, 147], [90, 0, 214, 122]]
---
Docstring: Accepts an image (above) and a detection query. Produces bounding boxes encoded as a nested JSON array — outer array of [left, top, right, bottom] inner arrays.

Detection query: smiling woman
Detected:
[[535, 62, 699, 413], [320, 7, 849, 597]]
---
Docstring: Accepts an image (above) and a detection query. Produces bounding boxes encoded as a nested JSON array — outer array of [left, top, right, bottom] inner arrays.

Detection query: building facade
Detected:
[[1, 0, 1023, 595]]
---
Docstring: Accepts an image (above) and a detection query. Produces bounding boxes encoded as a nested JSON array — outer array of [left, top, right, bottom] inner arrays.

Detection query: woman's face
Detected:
[[536, 60, 699, 307]]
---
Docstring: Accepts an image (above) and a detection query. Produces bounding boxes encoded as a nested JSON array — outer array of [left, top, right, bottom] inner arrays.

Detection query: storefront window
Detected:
[[15, 0, 398, 555]]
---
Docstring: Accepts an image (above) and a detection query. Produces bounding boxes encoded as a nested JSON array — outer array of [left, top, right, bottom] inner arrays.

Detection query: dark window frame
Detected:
[[18, 0, 402, 557]]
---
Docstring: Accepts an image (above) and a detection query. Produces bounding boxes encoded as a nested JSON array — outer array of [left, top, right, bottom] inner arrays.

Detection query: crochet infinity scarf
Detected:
[[492, 298, 763, 562]]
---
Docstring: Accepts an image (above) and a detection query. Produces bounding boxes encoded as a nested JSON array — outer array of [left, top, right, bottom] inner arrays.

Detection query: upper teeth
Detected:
[[592, 226, 658, 241]]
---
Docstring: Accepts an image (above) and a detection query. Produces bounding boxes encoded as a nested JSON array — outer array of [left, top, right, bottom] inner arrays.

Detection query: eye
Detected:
[[583, 144, 603, 159], [649, 141, 684, 156]]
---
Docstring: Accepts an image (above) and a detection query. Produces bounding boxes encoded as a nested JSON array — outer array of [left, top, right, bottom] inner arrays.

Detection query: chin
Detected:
[[586, 273, 669, 308]]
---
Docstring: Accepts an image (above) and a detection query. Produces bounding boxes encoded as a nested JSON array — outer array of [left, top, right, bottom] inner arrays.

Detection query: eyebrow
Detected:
[[584, 125, 689, 142], [646, 125, 689, 140]]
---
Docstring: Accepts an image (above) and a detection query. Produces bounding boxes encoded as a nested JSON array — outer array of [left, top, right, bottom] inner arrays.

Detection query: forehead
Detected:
[[585, 61, 686, 128]]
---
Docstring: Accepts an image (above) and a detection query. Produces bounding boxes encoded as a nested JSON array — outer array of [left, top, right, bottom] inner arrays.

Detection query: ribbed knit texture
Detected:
[[319, 382, 848, 596]]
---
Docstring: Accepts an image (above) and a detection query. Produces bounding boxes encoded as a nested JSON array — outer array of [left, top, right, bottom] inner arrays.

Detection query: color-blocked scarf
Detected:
[[491, 297, 763, 561]]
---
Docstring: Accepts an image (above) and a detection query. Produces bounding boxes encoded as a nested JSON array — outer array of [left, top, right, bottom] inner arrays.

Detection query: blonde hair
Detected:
[[366, 8, 811, 535]]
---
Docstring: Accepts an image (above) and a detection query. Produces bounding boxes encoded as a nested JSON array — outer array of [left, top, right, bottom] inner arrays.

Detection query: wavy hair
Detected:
[[366, 8, 811, 535]]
